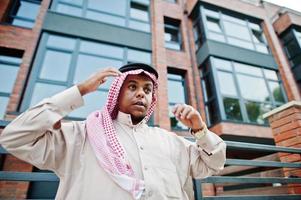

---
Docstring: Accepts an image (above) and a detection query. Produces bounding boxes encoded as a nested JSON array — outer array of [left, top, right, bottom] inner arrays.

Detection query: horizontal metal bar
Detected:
[[202, 195, 301, 200], [0, 171, 59, 182], [198, 176, 301, 184], [226, 159, 301, 168], [225, 141, 301, 154]]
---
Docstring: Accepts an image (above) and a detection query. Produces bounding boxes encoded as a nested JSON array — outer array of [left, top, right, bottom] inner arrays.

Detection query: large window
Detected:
[[164, 17, 182, 50], [0, 53, 22, 119], [193, 6, 269, 54], [6, 0, 41, 28], [22, 33, 151, 119], [201, 57, 286, 126], [282, 28, 301, 89], [167, 70, 188, 130], [52, 0, 150, 32]]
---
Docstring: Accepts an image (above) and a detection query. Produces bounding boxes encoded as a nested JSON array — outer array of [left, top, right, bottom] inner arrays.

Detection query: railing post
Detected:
[[193, 179, 203, 200], [263, 101, 301, 194]]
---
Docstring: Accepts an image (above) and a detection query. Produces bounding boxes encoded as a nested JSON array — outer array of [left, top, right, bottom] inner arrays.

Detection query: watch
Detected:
[[191, 122, 208, 140]]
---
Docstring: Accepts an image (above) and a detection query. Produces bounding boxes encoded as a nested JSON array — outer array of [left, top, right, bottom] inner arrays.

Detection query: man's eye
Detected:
[[144, 88, 152, 94], [129, 85, 136, 90]]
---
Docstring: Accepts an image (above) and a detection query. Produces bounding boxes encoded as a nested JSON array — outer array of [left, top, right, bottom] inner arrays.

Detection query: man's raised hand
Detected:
[[77, 67, 122, 96]]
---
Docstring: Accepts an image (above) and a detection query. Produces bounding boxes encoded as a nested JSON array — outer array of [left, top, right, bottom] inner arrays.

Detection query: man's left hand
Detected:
[[172, 104, 205, 132]]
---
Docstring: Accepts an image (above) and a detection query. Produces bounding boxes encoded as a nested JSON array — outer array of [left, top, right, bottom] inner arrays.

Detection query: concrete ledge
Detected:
[[262, 101, 301, 119]]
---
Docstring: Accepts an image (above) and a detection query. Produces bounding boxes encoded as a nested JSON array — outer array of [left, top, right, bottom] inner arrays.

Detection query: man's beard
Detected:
[[131, 114, 146, 125]]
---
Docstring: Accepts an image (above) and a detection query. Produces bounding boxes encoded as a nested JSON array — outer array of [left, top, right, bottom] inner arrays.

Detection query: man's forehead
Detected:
[[124, 74, 154, 84]]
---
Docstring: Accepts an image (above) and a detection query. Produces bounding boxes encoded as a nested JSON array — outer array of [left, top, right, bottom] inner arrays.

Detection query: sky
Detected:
[[264, 0, 301, 12]]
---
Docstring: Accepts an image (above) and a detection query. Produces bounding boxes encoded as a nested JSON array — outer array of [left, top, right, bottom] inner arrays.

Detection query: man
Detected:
[[0, 63, 226, 200]]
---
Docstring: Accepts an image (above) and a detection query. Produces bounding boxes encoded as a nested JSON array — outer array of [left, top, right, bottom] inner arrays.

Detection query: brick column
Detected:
[[263, 101, 301, 194]]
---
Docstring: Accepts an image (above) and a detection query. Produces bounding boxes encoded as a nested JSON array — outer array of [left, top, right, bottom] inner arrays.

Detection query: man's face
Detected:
[[118, 74, 154, 124]]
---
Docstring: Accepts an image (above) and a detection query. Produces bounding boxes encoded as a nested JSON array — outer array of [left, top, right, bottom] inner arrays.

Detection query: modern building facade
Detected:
[[0, 0, 301, 198]]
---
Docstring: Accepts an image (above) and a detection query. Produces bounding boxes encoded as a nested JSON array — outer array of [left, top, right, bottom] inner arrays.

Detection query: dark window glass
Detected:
[[164, 17, 182, 50], [245, 101, 272, 124], [206, 101, 219, 125], [7, 0, 41, 28], [167, 72, 187, 130], [223, 97, 242, 121], [0, 54, 21, 119]]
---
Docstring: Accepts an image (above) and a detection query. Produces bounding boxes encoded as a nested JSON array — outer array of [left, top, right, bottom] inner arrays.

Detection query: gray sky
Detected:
[[264, 0, 301, 12]]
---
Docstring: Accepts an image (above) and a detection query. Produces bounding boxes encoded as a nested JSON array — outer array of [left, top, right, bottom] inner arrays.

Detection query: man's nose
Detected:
[[136, 87, 145, 98]]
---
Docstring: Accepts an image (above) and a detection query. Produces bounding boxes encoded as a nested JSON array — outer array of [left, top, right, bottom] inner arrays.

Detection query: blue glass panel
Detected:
[[167, 74, 182, 81], [0, 64, 19, 93], [0, 97, 9, 119], [217, 71, 237, 96], [86, 10, 126, 26], [15, 1, 40, 20], [224, 21, 251, 41], [12, 19, 35, 28], [227, 37, 254, 50], [87, 0, 127, 16], [69, 90, 107, 118], [60, 0, 83, 6], [30, 83, 66, 106], [213, 57, 232, 71], [80, 41, 124, 59], [269, 81, 285, 103], [39, 50, 71, 82], [47, 35, 76, 51], [74, 54, 122, 89], [237, 74, 269, 102], [167, 79, 185, 103], [127, 49, 151, 64], [0, 56, 22, 64], [234, 62, 262, 76], [56, 3, 82, 17], [129, 20, 150, 32], [130, 4, 148, 21], [264, 69, 278, 80]]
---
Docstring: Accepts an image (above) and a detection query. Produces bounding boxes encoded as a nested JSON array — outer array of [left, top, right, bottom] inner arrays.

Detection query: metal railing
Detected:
[[193, 141, 301, 200]]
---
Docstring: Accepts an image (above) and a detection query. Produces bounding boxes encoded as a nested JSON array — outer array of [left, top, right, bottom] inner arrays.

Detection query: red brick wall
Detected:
[[265, 102, 301, 194], [0, 0, 51, 198]]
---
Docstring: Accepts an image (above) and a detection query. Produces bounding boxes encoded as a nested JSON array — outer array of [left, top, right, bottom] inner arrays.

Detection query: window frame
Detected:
[[0, 51, 23, 120], [20, 32, 152, 120], [193, 5, 270, 54], [6, 0, 42, 29], [164, 17, 183, 51], [167, 68, 189, 130], [51, 0, 151, 33], [203, 56, 287, 126]]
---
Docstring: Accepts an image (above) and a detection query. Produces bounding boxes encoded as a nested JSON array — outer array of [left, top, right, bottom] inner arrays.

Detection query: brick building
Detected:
[[0, 0, 301, 198]]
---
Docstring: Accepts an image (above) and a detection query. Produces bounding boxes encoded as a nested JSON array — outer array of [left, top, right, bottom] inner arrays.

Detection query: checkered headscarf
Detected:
[[86, 69, 158, 199]]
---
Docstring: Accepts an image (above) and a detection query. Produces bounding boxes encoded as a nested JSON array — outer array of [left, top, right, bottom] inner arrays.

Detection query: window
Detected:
[[201, 57, 286, 126], [0, 52, 22, 119], [164, 17, 182, 50], [22, 33, 151, 119], [165, 0, 177, 3], [193, 6, 269, 54], [6, 0, 41, 28], [52, 0, 150, 32], [167, 70, 188, 130]]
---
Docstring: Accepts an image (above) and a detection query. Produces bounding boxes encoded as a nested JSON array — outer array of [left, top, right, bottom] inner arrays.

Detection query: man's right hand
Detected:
[[77, 67, 122, 96]]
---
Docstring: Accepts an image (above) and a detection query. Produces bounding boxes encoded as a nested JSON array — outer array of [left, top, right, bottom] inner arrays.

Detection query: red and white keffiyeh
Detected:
[[86, 69, 158, 199]]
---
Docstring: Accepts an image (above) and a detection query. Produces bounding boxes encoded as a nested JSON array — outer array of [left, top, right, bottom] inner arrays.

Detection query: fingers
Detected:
[[172, 104, 195, 119], [97, 67, 122, 78]]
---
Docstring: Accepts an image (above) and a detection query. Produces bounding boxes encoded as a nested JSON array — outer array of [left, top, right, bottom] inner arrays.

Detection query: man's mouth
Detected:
[[133, 101, 146, 108]]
